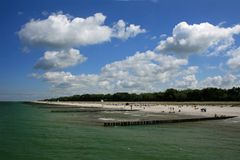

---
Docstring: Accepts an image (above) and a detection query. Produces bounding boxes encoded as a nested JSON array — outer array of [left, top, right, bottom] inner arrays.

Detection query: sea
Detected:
[[0, 102, 239, 160]]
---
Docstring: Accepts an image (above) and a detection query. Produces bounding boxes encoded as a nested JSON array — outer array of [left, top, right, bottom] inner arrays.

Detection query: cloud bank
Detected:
[[34, 50, 193, 94]]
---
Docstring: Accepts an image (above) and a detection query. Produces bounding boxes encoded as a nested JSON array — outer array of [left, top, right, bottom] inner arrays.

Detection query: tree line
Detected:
[[44, 87, 240, 102]]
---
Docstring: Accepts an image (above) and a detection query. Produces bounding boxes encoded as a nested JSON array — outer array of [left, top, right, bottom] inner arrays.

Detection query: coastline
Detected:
[[31, 101, 240, 118]]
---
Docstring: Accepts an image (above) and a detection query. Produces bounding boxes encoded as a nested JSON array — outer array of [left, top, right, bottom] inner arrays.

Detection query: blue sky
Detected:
[[1, 0, 240, 101]]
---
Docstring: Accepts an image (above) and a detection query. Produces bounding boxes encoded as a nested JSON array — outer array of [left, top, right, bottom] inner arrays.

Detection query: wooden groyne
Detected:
[[39, 106, 100, 109], [103, 116, 237, 127], [51, 109, 139, 113]]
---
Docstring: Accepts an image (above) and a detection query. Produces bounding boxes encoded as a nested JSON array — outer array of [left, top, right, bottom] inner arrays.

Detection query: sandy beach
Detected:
[[32, 101, 240, 119]]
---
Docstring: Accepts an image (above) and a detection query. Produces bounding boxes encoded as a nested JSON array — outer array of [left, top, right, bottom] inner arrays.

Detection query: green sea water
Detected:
[[0, 102, 240, 160]]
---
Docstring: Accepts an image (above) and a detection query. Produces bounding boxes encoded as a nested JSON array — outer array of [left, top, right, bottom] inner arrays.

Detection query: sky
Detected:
[[1, 0, 240, 101]]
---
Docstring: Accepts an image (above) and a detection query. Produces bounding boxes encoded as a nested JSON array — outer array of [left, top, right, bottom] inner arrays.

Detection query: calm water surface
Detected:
[[0, 102, 239, 160]]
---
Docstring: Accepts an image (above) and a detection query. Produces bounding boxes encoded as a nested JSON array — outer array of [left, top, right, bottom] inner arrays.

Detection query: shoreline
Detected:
[[31, 100, 240, 105], [31, 101, 240, 118]]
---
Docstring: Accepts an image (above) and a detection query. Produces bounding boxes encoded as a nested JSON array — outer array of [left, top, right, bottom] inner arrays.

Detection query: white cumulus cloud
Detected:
[[36, 71, 101, 94], [201, 74, 238, 88], [174, 66, 199, 89], [175, 75, 198, 89], [227, 47, 240, 69], [18, 13, 112, 48], [33, 50, 190, 94], [18, 12, 146, 48], [155, 22, 240, 56], [33, 48, 240, 94], [34, 48, 87, 70], [101, 50, 187, 84], [112, 19, 146, 40]]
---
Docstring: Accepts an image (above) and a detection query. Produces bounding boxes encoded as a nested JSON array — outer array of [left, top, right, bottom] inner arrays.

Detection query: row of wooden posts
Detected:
[[103, 116, 237, 127]]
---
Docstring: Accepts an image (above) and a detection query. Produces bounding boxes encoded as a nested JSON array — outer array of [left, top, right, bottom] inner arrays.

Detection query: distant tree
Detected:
[[164, 88, 178, 101], [44, 87, 240, 102]]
